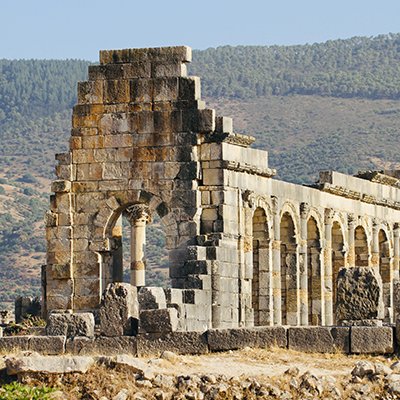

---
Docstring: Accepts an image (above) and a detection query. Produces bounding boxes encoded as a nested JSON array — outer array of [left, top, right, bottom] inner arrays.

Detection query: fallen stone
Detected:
[[160, 350, 178, 362], [374, 362, 392, 376], [288, 326, 350, 353], [113, 354, 154, 380], [113, 389, 129, 400], [99, 283, 139, 337], [138, 287, 167, 310], [46, 312, 94, 338], [6, 355, 95, 375], [350, 326, 393, 354], [139, 308, 178, 333], [336, 267, 383, 322]]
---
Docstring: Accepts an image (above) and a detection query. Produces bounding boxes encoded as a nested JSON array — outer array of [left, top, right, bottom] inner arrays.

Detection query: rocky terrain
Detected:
[[1, 348, 400, 399]]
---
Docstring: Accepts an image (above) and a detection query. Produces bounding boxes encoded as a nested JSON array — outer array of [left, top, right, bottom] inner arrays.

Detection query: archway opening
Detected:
[[379, 229, 391, 321], [332, 221, 345, 322], [280, 212, 297, 325], [307, 217, 321, 325], [355, 225, 369, 267], [252, 207, 270, 326], [109, 206, 169, 289]]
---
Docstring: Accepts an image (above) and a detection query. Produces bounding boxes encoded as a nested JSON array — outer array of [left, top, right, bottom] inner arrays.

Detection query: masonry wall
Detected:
[[46, 45, 400, 331]]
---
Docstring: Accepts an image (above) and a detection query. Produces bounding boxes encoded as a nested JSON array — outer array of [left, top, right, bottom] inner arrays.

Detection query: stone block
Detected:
[[29, 336, 66, 355], [0, 336, 30, 353], [46, 312, 95, 338], [137, 331, 208, 356], [51, 180, 71, 193], [138, 287, 167, 310], [288, 327, 350, 353], [99, 283, 139, 337], [336, 267, 384, 322], [66, 336, 137, 356], [351, 326, 394, 354], [207, 326, 287, 352], [15, 297, 41, 323], [139, 308, 179, 333], [77, 80, 103, 104]]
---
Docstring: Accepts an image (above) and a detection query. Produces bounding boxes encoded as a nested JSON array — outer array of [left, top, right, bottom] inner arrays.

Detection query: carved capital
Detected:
[[347, 213, 356, 227], [271, 196, 279, 215], [324, 208, 334, 225], [125, 204, 151, 224], [242, 190, 255, 208], [300, 202, 310, 219]]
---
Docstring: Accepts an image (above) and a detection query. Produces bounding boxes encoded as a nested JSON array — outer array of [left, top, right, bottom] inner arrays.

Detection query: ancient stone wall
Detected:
[[45, 46, 400, 332]]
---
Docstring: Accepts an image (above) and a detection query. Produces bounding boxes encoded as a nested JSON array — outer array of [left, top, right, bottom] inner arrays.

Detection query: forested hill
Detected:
[[190, 33, 400, 100]]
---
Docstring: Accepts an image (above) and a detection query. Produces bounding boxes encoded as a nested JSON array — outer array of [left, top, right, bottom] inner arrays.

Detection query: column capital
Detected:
[[324, 208, 335, 224], [347, 213, 356, 227], [300, 202, 310, 219], [125, 204, 151, 224]]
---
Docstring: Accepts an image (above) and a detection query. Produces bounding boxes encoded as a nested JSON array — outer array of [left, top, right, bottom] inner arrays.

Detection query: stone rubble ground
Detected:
[[1, 348, 400, 399]]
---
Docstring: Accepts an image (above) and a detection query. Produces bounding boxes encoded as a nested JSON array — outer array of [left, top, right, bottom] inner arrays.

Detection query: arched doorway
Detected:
[[332, 221, 345, 322], [280, 212, 298, 325], [355, 225, 369, 267], [379, 229, 391, 321], [252, 207, 271, 326], [307, 217, 322, 325]]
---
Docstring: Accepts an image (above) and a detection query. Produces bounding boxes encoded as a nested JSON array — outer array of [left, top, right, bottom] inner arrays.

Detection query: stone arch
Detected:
[[379, 228, 392, 321], [252, 207, 272, 326], [280, 211, 298, 325], [355, 225, 369, 267], [99, 192, 178, 292], [332, 220, 345, 322], [307, 216, 322, 325]]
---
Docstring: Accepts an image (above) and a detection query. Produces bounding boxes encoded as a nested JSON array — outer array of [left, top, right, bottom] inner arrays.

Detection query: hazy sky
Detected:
[[1, 0, 400, 60]]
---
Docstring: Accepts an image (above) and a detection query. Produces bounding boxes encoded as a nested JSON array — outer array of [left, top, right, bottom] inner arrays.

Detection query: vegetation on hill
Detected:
[[1, 34, 400, 303], [191, 33, 400, 100]]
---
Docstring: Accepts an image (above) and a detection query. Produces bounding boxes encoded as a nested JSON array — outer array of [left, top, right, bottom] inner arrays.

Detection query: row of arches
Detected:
[[251, 206, 394, 326]]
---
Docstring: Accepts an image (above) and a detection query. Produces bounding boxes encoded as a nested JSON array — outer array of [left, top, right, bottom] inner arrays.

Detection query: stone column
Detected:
[[347, 214, 356, 267], [299, 202, 309, 326], [271, 196, 281, 326], [324, 209, 334, 326], [111, 215, 123, 283], [371, 219, 379, 269], [393, 224, 400, 281], [125, 204, 151, 287]]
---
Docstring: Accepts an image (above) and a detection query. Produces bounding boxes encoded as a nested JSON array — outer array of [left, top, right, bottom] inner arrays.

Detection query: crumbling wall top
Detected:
[[99, 46, 192, 65]]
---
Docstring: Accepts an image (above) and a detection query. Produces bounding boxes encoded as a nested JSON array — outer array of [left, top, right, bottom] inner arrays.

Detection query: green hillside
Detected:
[[1, 34, 400, 304]]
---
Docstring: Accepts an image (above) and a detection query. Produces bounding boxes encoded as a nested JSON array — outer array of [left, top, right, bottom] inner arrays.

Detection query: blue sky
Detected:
[[1, 0, 400, 60]]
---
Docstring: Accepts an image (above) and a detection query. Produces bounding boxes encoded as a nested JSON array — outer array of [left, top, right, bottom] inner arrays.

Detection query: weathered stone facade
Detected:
[[44, 45, 400, 333]]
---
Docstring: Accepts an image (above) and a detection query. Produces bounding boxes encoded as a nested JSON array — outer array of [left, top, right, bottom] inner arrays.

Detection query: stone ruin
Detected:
[[10, 45, 400, 356]]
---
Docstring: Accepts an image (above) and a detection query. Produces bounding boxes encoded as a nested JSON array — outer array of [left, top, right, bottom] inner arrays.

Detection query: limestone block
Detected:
[[66, 336, 137, 356], [215, 116, 233, 134], [104, 79, 130, 104], [153, 78, 179, 101], [207, 326, 287, 352], [99, 46, 192, 65], [152, 62, 186, 77], [139, 308, 179, 333], [51, 180, 71, 193], [46, 312, 95, 338], [29, 336, 66, 355], [130, 79, 153, 103], [179, 76, 201, 101], [393, 280, 400, 318], [351, 326, 394, 354], [6, 355, 95, 375], [47, 264, 72, 280], [77, 80, 103, 104], [336, 267, 384, 322], [0, 336, 30, 353], [138, 287, 167, 310], [137, 331, 208, 356], [99, 283, 138, 337], [288, 327, 350, 353]]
